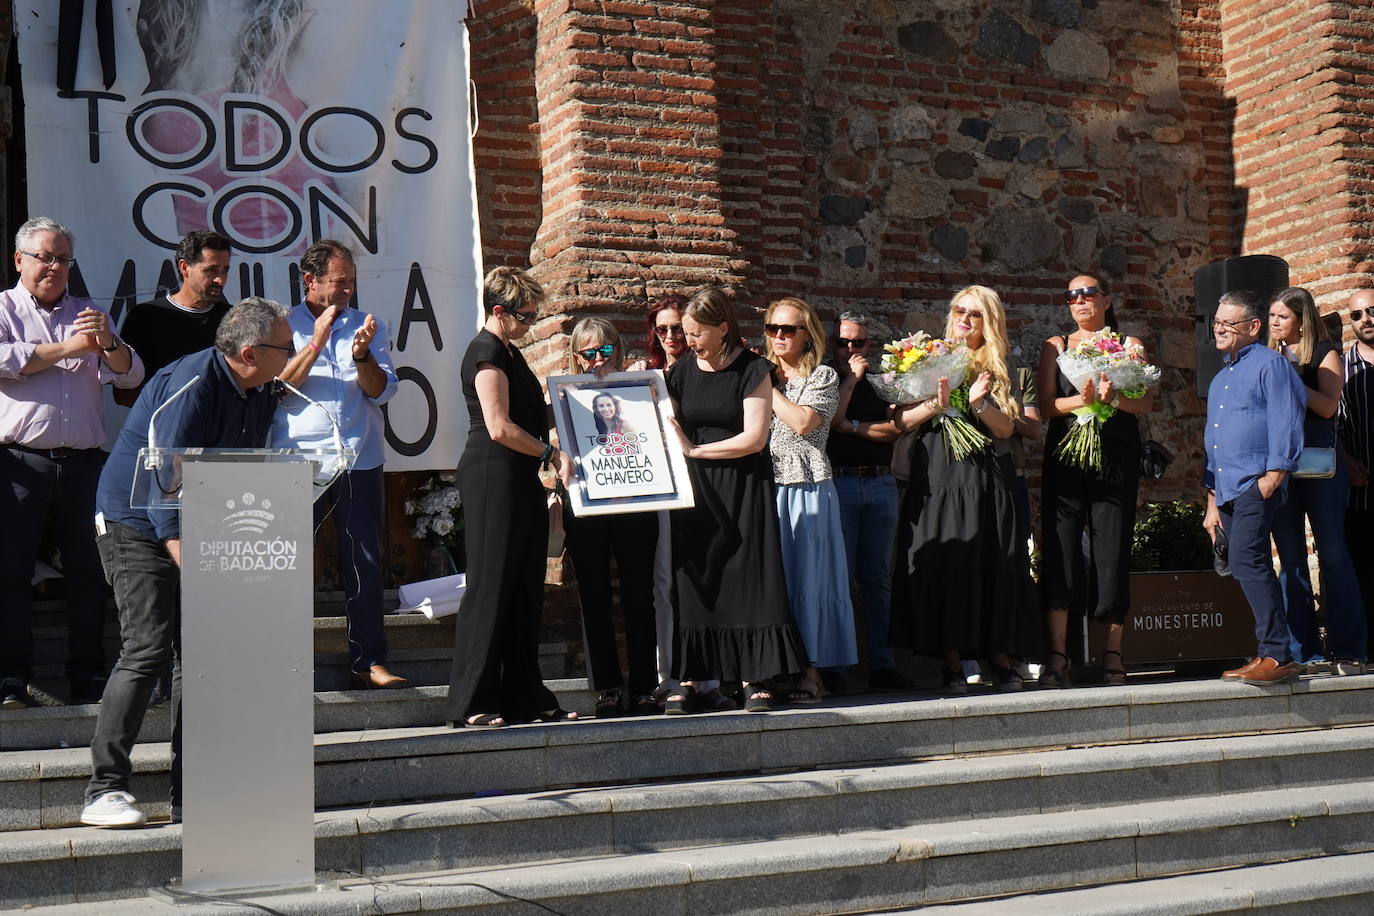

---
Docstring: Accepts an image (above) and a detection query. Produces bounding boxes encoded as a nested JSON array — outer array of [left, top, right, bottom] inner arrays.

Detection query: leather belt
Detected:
[[4, 443, 102, 460], [832, 465, 892, 478]]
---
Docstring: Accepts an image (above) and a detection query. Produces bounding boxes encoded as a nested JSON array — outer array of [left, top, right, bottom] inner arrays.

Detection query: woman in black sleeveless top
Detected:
[[1038, 274, 1153, 687], [1267, 287, 1366, 670], [444, 267, 576, 728]]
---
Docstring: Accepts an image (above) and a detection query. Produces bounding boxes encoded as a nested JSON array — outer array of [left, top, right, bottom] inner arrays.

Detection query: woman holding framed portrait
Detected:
[[665, 287, 807, 712], [561, 318, 662, 717]]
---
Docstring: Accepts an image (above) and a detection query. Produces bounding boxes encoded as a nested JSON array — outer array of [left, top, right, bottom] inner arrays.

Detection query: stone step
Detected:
[[3, 676, 1372, 832], [11, 781, 1374, 913], [0, 681, 598, 752], [4, 725, 1373, 905], [909, 850, 1374, 914]]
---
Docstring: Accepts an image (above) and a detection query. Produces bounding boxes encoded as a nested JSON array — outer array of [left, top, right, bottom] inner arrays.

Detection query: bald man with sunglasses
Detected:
[[1340, 289, 1374, 665]]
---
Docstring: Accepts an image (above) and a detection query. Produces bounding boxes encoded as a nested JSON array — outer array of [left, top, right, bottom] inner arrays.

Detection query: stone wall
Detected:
[[472, 0, 1246, 504]]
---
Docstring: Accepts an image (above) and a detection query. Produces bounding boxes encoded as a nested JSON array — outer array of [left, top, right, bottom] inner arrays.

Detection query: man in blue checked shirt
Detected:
[[1203, 289, 1306, 685], [272, 240, 404, 689]]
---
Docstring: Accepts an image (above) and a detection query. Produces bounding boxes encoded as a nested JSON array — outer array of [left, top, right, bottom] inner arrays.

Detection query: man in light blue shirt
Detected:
[[1203, 289, 1305, 685], [273, 240, 404, 688]]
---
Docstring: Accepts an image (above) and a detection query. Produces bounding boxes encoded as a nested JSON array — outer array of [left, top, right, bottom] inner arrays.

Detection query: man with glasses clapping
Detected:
[[0, 217, 145, 710]]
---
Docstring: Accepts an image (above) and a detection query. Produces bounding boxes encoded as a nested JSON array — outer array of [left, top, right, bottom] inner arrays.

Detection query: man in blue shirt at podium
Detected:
[[80, 297, 293, 828]]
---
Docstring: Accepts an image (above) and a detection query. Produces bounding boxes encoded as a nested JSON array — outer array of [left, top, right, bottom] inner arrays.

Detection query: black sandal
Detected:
[[1038, 651, 1070, 689], [988, 662, 1023, 693], [631, 693, 660, 716], [449, 712, 505, 728], [1102, 650, 1126, 686], [664, 685, 696, 715], [745, 688, 774, 712], [594, 688, 624, 718], [531, 707, 579, 722]]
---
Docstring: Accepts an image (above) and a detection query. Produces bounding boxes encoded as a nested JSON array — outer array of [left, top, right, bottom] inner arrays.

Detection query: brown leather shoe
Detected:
[[1239, 658, 1300, 685], [351, 665, 408, 689], [1221, 657, 1264, 680]]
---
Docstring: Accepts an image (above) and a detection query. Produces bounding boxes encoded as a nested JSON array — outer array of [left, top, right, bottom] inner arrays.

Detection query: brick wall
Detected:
[[1218, 0, 1374, 305], [471, 0, 1244, 503]]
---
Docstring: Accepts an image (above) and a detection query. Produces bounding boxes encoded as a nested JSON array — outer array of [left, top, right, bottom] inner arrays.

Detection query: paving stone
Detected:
[[953, 704, 1128, 753], [1128, 693, 1292, 739], [924, 838, 1137, 903]]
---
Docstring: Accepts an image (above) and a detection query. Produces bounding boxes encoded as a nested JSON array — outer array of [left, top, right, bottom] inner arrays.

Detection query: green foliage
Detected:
[[1131, 500, 1213, 572]]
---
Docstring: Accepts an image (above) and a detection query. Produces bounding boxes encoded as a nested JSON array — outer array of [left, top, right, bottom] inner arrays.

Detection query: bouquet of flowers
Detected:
[[868, 331, 990, 461], [404, 473, 464, 572], [1054, 328, 1161, 470]]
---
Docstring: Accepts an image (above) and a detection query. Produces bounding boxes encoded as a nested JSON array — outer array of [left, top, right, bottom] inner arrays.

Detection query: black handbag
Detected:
[[1139, 416, 1172, 480], [1140, 439, 1173, 480]]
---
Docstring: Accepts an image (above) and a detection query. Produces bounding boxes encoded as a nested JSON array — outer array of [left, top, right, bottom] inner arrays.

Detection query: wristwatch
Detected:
[[100, 339, 121, 352], [354, 349, 373, 363], [850, 418, 860, 435]]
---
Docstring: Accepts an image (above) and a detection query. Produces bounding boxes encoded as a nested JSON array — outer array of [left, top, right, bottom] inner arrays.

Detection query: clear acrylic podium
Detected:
[[135, 446, 350, 901]]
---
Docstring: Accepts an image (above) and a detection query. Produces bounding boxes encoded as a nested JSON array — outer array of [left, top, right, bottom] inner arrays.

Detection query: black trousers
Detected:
[[444, 449, 557, 722], [0, 446, 109, 686], [87, 521, 181, 803], [1041, 462, 1138, 624], [566, 510, 658, 695], [1347, 505, 1374, 660]]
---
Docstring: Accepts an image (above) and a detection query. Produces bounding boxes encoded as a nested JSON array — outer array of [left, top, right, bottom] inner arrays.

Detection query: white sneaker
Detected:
[[80, 791, 147, 828]]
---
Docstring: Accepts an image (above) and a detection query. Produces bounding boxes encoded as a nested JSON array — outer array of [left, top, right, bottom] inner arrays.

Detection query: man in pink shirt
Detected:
[[0, 217, 144, 708]]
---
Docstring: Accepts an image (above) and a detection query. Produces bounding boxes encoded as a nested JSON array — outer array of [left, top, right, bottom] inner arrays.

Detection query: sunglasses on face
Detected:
[[1353, 309, 1373, 322], [508, 308, 539, 325], [578, 344, 616, 360], [654, 323, 684, 338], [838, 337, 868, 349], [764, 323, 800, 337], [952, 306, 984, 320], [1066, 286, 1102, 304]]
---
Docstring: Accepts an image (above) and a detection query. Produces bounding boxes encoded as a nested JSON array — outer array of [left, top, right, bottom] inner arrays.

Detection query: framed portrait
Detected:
[[548, 370, 696, 517]]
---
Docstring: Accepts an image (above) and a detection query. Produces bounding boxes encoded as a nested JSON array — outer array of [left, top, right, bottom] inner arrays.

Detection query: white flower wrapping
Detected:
[[404, 482, 463, 541], [1056, 349, 1160, 402], [868, 348, 973, 407]]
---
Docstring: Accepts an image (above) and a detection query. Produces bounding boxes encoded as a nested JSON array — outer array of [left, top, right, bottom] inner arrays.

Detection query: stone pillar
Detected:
[[1220, 0, 1374, 302], [524, 0, 759, 371]]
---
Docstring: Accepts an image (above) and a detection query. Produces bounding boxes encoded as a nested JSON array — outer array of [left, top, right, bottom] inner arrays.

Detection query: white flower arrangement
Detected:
[[403, 473, 463, 550]]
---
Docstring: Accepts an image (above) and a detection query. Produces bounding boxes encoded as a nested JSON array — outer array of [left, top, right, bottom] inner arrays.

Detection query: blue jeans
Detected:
[[1220, 482, 1290, 662], [1272, 456, 1368, 662], [87, 521, 182, 803], [832, 474, 899, 670]]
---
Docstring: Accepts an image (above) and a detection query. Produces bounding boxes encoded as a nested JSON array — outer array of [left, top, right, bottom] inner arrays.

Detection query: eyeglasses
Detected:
[[1211, 317, 1257, 332], [838, 337, 868, 349], [1353, 309, 1372, 322], [19, 250, 76, 269], [578, 344, 616, 360], [253, 342, 297, 356], [1066, 286, 1101, 304], [654, 323, 684, 338], [952, 306, 984, 320], [764, 323, 800, 337]]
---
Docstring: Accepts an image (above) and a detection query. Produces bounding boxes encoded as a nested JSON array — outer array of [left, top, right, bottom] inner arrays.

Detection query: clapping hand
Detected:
[[968, 371, 992, 408], [73, 308, 112, 352], [353, 314, 378, 360], [847, 352, 868, 380]]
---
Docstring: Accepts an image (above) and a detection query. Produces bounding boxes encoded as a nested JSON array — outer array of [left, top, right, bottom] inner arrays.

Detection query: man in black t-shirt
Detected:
[[114, 231, 232, 407], [824, 310, 913, 694]]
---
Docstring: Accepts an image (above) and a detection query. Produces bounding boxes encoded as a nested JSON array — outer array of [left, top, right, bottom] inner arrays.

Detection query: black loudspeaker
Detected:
[[1194, 255, 1290, 396]]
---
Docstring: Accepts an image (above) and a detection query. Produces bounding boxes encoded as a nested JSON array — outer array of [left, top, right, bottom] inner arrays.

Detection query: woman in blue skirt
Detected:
[[764, 296, 858, 702]]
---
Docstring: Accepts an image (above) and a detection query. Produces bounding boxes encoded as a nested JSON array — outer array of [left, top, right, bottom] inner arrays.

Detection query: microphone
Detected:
[[273, 377, 352, 479], [145, 375, 201, 470]]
